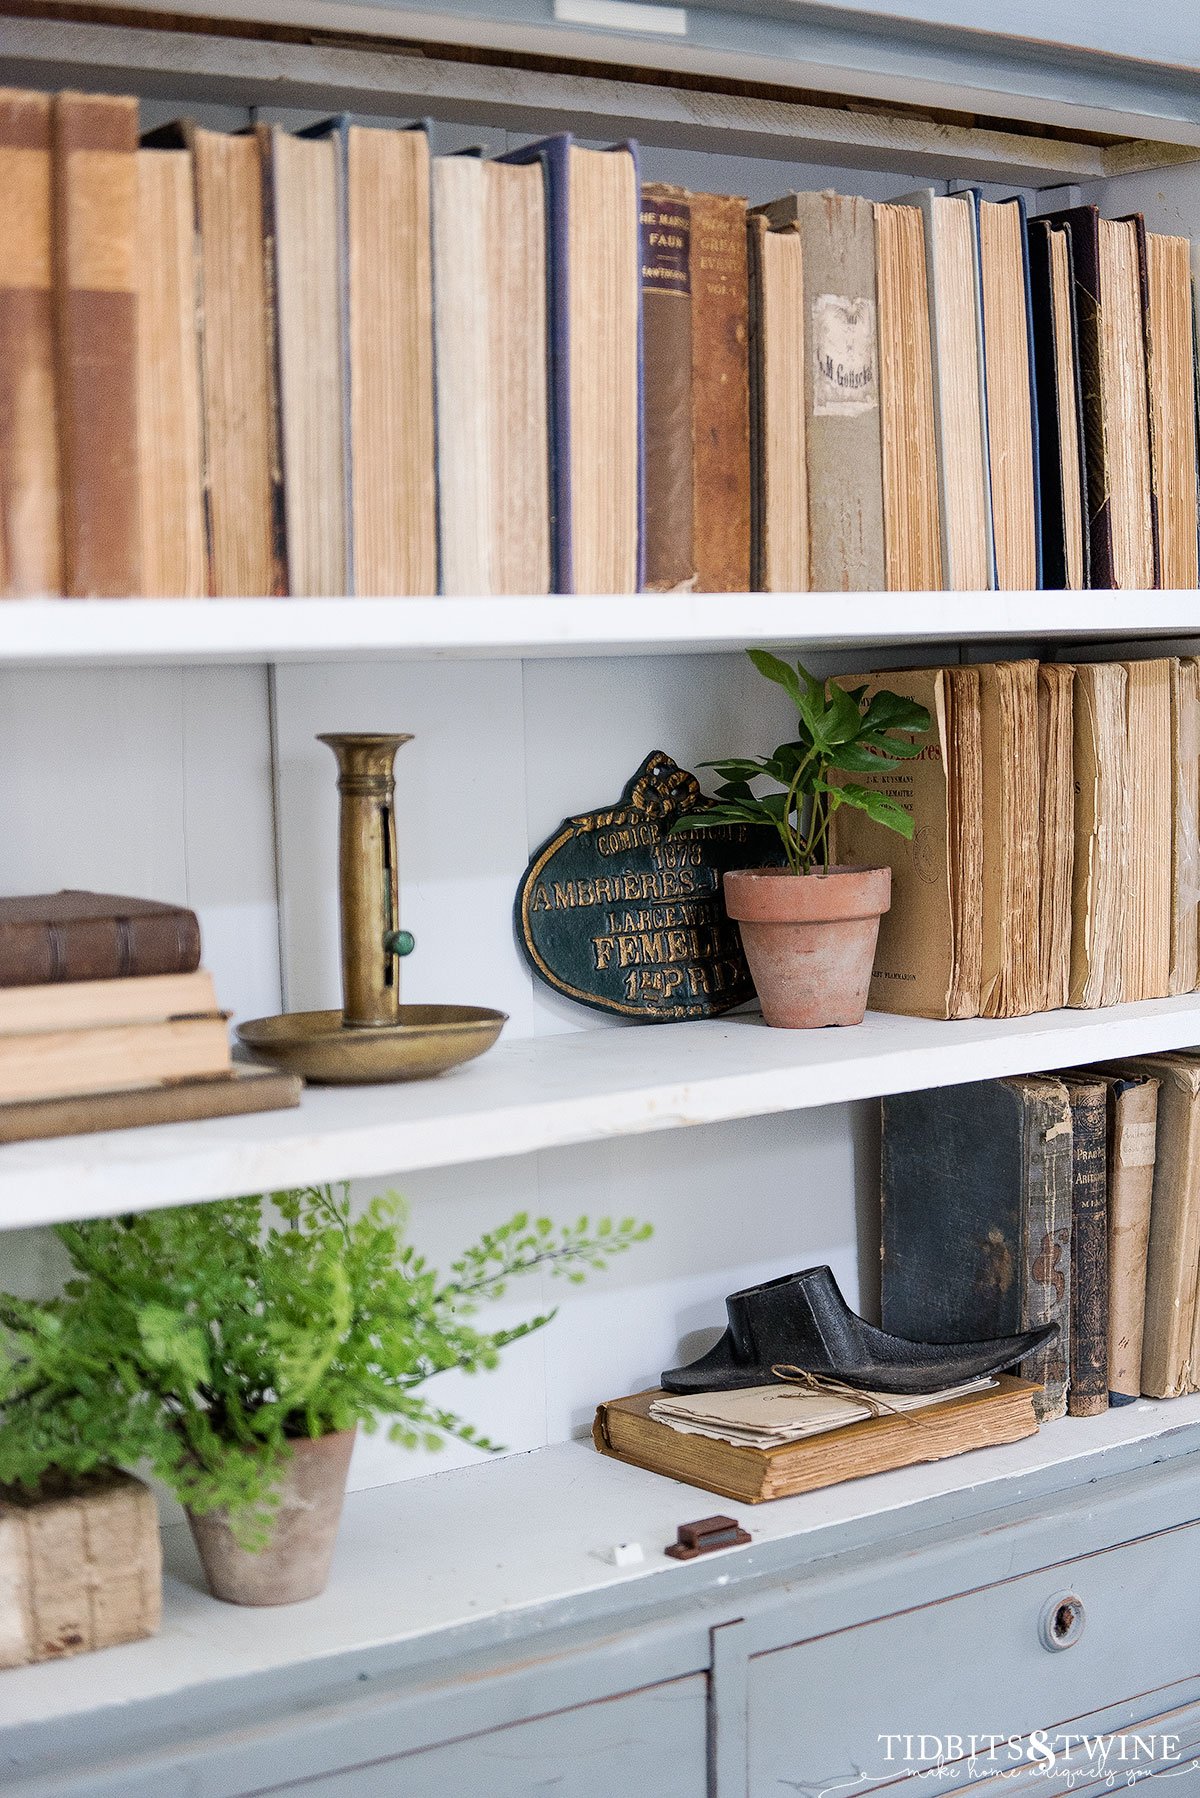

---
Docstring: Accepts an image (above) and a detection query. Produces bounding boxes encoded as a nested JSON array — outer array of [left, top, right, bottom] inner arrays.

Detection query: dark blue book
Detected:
[[501, 135, 644, 594]]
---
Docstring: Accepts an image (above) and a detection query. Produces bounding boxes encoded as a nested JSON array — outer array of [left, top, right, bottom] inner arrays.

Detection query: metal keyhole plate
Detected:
[[1039, 1591, 1085, 1651]]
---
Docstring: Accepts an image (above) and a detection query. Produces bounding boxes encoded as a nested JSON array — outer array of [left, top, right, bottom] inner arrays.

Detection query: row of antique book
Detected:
[[835, 655, 1198, 1019], [4, 86, 1192, 601], [0, 892, 297, 1141], [882, 1061, 1197, 1421]]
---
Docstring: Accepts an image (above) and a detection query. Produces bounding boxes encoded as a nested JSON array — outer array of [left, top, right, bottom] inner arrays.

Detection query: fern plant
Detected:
[[0, 1187, 650, 1542]]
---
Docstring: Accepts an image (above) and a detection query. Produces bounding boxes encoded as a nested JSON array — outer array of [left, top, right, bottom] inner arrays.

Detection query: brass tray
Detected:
[[237, 1006, 507, 1085]]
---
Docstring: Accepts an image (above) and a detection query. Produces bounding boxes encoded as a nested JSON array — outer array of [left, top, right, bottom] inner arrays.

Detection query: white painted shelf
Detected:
[[3, 999, 1200, 1229], [1, 592, 1199, 667], [4, 1395, 1200, 1739]]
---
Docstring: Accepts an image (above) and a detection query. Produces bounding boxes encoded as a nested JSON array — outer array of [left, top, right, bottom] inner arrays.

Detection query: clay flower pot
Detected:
[[723, 866, 891, 1028], [186, 1427, 356, 1607]]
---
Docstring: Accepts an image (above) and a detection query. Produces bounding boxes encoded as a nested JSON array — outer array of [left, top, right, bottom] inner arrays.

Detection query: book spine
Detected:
[[1044, 207, 1113, 588], [0, 90, 61, 597], [1065, 1079, 1109, 1415], [0, 909, 202, 988], [52, 92, 141, 597], [640, 185, 695, 593], [1017, 1080, 1073, 1421], [690, 192, 751, 593], [1106, 1076, 1158, 1404]]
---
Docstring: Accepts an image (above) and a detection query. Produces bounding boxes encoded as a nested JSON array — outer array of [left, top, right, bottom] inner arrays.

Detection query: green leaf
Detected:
[[834, 783, 916, 838], [860, 692, 931, 736], [745, 649, 803, 710]]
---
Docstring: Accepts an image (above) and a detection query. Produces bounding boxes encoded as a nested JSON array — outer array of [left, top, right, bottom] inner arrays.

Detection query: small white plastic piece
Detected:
[[604, 1541, 645, 1567]]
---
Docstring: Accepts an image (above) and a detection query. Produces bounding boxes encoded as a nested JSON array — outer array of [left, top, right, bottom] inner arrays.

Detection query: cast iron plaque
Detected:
[[516, 752, 782, 1021]]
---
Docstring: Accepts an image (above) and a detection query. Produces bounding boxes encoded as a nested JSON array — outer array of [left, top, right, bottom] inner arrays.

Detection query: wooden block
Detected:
[[0, 1473, 161, 1665]]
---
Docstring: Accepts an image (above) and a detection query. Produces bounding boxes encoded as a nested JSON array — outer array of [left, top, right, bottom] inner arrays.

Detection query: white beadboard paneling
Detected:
[[270, 659, 533, 1026], [182, 665, 282, 1027]]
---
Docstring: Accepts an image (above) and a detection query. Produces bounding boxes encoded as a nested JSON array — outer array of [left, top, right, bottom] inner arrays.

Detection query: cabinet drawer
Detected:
[[255, 1673, 707, 1798], [749, 1521, 1200, 1793]]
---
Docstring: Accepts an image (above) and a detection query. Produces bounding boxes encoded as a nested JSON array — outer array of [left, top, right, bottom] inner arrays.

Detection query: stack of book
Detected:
[[0, 892, 299, 1143], [835, 654, 1196, 1019], [4, 84, 1194, 599], [882, 1057, 1200, 1420]]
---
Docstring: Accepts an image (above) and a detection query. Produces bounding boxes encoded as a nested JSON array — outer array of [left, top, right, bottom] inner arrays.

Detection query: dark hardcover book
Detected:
[[53, 92, 141, 597], [0, 892, 201, 988], [640, 183, 694, 592], [1061, 1076, 1110, 1415], [501, 134, 644, 595], [881, 1076, 1073, 1420], [1027, 220, 1068, 592]]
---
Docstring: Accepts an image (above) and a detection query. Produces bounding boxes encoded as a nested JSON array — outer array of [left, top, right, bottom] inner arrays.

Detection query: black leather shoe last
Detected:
[[661, 1265, 1056, 1396]]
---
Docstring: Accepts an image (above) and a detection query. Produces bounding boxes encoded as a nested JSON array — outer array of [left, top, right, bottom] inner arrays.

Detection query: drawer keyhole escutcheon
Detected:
[[1039, 1592, 1086, 1651]]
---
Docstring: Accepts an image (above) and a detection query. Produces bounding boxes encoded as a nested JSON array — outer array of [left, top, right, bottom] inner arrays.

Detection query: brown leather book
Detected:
[[1062, 1075, 1110, 1416], [691, 192, 751, 593], [0, 1063, 300, 1145], [593, 1377, 1039, 1504], [0, 89, 61, 597], [0, 892, 201, 987], [640, 183, 695, 592], [52, 92, 141, 598]]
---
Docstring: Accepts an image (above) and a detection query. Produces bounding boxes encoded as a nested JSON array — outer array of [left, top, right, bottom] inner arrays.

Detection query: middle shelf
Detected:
[[3, 997, 1200, 1230]]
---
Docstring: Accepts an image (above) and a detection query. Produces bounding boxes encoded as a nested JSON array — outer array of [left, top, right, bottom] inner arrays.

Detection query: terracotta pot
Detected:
[[186, 1427, 356, 1607], [723, 866, 891, 1028]]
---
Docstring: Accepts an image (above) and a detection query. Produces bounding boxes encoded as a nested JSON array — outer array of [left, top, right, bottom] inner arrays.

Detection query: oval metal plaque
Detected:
[[516, 752, 782, 1021]]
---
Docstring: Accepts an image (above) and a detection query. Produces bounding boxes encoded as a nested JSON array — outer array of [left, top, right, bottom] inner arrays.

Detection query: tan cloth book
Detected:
[[0, 968, 216, 1035], [1109, 1054, 1200, 1398], [0, 1063, 300, 1145], [1069, 662, 1128, 1008], [754, 189, 884, 591], [1038, 663, 1076, 1011], [1090, 1069, 1160, 1403], [875, 200, 941, 591], [748, 213, 807, 592], [0, 1012, 231, 1105], [593, 1377, 1040, 1505], [347, 122, 436, 597], [0, 89, 61, 597], [832, 664, 981, 1019], [53, 92, 141, 598], [135, 143, 206, 597], [978, 198, 1037, 591], [1146, 232, 1199, 590], [1122, 659, 1173, 1001], [1168, 656, 1200, 995], [979, 661, 1041, 1018]]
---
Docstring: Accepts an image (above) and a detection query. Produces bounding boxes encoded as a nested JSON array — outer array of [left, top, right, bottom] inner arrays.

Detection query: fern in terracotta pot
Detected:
[[1, 1188, 650, 1607], [673, 650, 930, 1028]]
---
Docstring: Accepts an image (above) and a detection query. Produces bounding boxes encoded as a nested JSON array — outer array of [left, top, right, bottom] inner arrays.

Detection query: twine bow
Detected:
[[769, 1364, 918, 1427]]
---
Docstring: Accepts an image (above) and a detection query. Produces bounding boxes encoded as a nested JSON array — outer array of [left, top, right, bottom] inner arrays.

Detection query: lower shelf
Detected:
[[1, 997, 1199, 1228], [3, 1395, 1200, 1745]]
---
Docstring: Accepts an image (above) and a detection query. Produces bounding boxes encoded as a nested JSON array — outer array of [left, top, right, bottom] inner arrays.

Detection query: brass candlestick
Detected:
[[237, 731, 507, 1084], [318, 732, 413, 1027]]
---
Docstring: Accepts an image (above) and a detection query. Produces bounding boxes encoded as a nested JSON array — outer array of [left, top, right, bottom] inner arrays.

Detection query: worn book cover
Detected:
[[503, 135, 642, 595], [432, 151, 492, 596], [976, 194, 1040, 591], [641, 183, 695, 592], [1069, 661, 1127, 1007], [0, 1064, 300, 1145], [1037, 663, 1076, 1011], [53, 92, 141, 597], [0, 891, 201, 987], [593, 1378, 1040, 1504], [690, 191, 751, 592], [1146, 231, 1198, 590], [1121, 658, 1173, 1001], [748, 212, 807, 592], [882, 1076, 1073, 1420], [1168, 657, 1200, 995], [347, 120, 435, 597], [754, 189, 884, 591], [875, 200, 941, 590], [892, 187, 992, 591], [0, 89, 60, 597], [1109, 1054, 1200, 1397], [978, 660, 1041, 1018], [1090, 1069, 1159, 1404], [1061, 1076, 1109, 1415]]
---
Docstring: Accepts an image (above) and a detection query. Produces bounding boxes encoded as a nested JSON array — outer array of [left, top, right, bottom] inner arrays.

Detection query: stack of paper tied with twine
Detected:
[[593, 1371, 1041, 1503], [648, 1372, 995, 1449]]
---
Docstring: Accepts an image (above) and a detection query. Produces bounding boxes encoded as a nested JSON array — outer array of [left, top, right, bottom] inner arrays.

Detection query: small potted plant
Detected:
[[674, 650, 930, 1028], [2, 1189, 650, 1608]]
